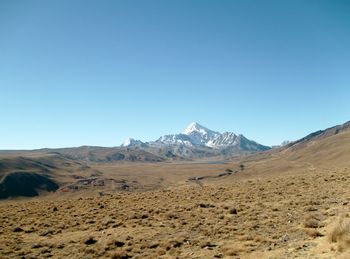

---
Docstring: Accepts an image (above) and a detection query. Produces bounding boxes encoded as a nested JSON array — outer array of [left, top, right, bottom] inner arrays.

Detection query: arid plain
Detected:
[[1, 123, 350, 258]]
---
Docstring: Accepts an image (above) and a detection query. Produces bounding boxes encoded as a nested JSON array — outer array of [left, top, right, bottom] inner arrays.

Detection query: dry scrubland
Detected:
[[1, 123, 350, 258], [1, 166, 350, 258]]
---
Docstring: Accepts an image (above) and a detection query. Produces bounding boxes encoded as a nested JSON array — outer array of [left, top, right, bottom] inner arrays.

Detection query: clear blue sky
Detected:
[[1, 0, 349, 149]]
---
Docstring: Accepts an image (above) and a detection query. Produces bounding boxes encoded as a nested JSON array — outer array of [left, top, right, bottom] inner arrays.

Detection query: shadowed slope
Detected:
[[0, 172, 58, 199]]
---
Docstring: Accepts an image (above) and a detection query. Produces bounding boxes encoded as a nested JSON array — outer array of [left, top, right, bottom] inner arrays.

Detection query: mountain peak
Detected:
[[124, 122, 270, 152], [182, 122, 221, 145], [183, 122, 213, 135], [121, 138, 144, 147]]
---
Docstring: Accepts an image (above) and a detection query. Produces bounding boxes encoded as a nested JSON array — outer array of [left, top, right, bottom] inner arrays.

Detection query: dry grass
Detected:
[[328, 216, 350, 252], [1, 165, 350, 258], [305, 228, 323, 238], [1, 128, 350, 257], [303, 213, 324, 228]]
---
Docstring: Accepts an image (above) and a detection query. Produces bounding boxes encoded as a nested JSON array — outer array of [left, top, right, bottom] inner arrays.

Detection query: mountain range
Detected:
[[121, 122, 270, 154], [1, 120, 350, 199]]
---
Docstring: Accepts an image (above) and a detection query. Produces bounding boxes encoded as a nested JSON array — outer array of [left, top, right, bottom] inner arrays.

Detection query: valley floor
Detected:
[[1, 166, 350, 258]]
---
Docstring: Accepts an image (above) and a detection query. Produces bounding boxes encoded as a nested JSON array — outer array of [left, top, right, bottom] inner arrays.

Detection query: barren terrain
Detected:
[[1, 122, 350, 258], [1, 162, 350, 258]]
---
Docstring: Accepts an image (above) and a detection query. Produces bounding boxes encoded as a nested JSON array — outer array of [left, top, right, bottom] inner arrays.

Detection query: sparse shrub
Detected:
[[305, 228, 323, 238], [31, 243, 43, 249], [141, 213, 149, 219], [199, 203, 214, 208], [304, 218, 320, 228], [109, 250, 131, 259], [39, 229, 55, 236], [305, 206, 318, 212], [303, 214, 323, 228], [84, 248, 96, 255], [229, 208, 237, 215], [148, 242, 159, 249], [165, 212, 178, 219], [220, 244, 245, 256], [84, 236, 97, 245], [328, 217, 350, 252], [160, 238, 183, 251], [114, 241, 125, 247], [56, 243, 65, 249], [13, 227, 23, 232], [199, 241, 211, 248]]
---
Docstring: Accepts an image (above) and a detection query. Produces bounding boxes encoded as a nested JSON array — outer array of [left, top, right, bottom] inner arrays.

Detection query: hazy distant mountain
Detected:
[[280, 140, 292, 146], [271, 140, 292, 149]]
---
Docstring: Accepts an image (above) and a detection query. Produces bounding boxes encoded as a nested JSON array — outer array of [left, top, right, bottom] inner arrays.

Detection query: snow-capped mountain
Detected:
[[120, 122, 270, 155], [154, 123, 220, 146], [154, 122, 270, 151], [121, 138, 145, 147], [156, 134, 193, 146], [183, 122, 220, 145], [207, 132, 239, 147]]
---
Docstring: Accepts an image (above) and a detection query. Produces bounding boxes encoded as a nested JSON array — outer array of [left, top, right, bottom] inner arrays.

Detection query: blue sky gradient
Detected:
[[1, 0, 349, 149]]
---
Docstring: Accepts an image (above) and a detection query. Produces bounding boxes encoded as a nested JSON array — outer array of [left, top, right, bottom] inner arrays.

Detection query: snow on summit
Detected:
[[183, 122, 218, 136], [121, 138, 143, 147], [182, 122, 220, 145], [120, 122, 270, 152]]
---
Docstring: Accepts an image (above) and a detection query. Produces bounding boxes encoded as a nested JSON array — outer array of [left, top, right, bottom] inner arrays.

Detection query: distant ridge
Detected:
[[283, 120, 350, 149]]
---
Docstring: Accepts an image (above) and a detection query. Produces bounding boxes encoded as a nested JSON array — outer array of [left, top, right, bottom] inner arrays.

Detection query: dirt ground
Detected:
[[1, 163, 350, 258]]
